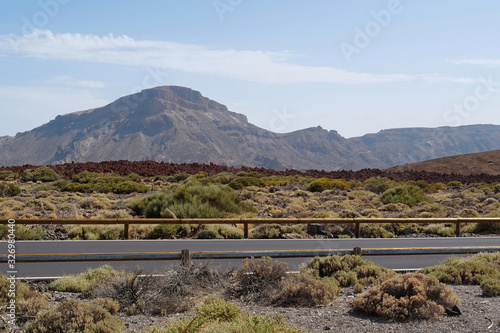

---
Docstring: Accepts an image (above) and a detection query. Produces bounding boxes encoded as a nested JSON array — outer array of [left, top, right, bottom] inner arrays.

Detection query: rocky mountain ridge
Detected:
[[1, 85, 499, 170]]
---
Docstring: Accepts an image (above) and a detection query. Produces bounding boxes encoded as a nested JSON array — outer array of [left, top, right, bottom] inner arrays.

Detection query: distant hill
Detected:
[[386, 149, 500, 175], [1, 85, 500, 170]]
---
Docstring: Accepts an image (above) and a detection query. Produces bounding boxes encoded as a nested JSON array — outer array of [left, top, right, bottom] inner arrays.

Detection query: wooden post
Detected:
[[124, 224, 130, 239], [181, 249, 191, 266], [355, 221, 360, 238], [244, 222, 249, 239], [455, 221, 461, 237], [353, 247, 362, 256]]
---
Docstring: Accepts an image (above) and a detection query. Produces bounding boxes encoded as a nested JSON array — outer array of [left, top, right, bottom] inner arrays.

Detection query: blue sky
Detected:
[[1, 0, 499, 138]]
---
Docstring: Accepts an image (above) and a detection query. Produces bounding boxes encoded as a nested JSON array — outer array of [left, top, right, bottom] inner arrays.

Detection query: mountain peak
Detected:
[[1, 86, 500, 170]]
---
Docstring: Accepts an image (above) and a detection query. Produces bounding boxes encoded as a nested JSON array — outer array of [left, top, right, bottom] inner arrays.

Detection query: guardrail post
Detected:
[[124, 224, 130, 239], [455, 221, 461, 237], [355, 221, 360, 238], [353, 247, 362, 256], [244, 222, 249, 239], [181, 249, 191, 267]]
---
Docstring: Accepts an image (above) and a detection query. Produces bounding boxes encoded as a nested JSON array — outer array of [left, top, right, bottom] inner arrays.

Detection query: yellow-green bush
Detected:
[[130, 178, 255, 218], [302, 254, 395, 287], [49, 265, 127, 296], [148, 297, 304, 333], [419, 255, 500, 285], [379, 185, 432, 207], [21, 166, 60, 182]]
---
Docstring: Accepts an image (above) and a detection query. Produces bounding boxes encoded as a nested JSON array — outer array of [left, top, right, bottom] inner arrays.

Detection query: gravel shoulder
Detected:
[[115, 285, 500, 333]]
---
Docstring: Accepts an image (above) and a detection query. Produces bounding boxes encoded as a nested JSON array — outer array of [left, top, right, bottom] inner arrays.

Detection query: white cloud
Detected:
[[418, 74, 482, 85], [452, 59, 500, 68], [0, 29, 415, 85], [46, 75, 105, 88]]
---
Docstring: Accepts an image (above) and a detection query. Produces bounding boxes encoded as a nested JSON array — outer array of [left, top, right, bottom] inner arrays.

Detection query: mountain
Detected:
[[1, 85, 500, 170], [386, 149, 500, 175]]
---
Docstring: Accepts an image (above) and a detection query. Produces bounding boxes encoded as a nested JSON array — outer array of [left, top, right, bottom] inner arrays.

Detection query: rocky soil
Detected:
[[113, 285, 500, 333]]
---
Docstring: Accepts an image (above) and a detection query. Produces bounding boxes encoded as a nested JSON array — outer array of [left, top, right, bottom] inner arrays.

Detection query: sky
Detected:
[[0, 0, 499, 139]]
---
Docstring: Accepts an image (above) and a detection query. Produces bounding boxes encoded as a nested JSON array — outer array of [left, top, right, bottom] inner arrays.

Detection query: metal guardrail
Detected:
[[1, 217, 500, 239], [2, 246, 499, 266]]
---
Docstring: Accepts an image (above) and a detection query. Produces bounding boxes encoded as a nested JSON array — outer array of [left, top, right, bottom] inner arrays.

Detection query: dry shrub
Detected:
[[90, 298, 120, 315], [302, 255, 395, 287], [24, 299, 124, 333], [0, 273, 49, 323], [272, 273, 339, 306], [94, 262, 231, 315], [230, 257, 288, 303], [353, 273, 459, 321]]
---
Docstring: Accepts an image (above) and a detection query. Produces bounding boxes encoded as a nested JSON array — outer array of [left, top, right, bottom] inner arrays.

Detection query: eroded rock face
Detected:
[[1, 85, 500, 170]]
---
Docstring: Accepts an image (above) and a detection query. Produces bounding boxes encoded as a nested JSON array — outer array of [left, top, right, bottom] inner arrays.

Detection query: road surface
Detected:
[[1, 237, 499, 278]]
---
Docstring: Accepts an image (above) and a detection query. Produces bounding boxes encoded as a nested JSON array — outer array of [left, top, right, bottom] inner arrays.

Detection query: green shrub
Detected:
[[21, 166, 60, 182], [363, 177, 396, 194], [24, 299, 124, 333], [0, 225, 44, 240], [379, 185, 432, 207], [360, 224, 394, 238], [353, 273, 460, 321], [447, 181, 463, 189], [0, 183, 21, 197], [49, 265, 126, 296], [0, 170, 18, 181], [302, 255, 395, 287], [149, 298, 304, 333], [112, 180, 149, 194], [130, 178, 255, 218], [201, 224, 243, 239], [228, 176, 266, 190], [273, 273, 340, 306], [480, 278, 500, 297], [146, 224, 197, 239], [382, 223, 425, 235], [424, 224, 455, 237], [419, 255, 500, 285], [66, 225, 123, 240], [72, 171, 102, 183], [249, 223, 305, 239], [65, 174, 148, 194], [307, 178, 333, 192], [306, 177, 352, 192], [197, 229, 222, 239]]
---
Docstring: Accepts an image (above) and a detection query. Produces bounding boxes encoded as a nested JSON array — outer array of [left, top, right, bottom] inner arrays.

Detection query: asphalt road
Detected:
[[1, 237, 499, 278]]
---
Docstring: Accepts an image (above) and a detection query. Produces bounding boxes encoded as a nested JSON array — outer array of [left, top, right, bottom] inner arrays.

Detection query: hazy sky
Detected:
[[1, 0, 499, 138]]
